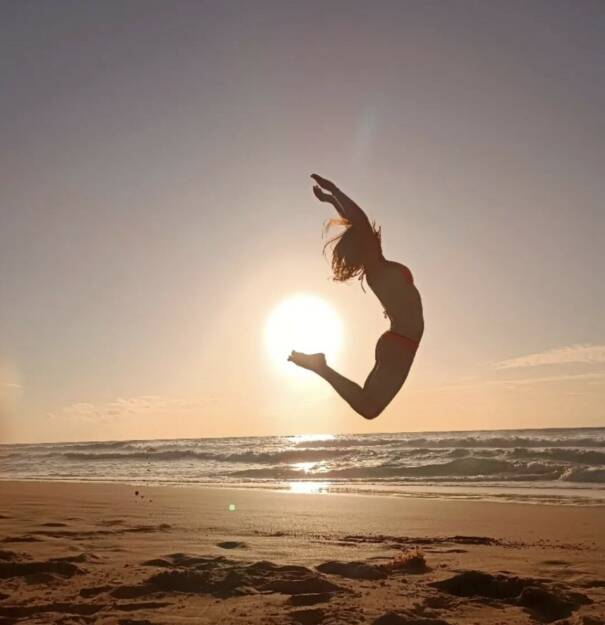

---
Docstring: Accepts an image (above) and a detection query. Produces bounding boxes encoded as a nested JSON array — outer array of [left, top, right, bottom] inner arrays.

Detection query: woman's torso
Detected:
[[365, 258, 424, 342]]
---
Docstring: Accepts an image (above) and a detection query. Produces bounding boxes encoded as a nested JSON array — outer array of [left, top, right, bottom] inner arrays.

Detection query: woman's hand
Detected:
[[311, 173, 346, 218], [312, 184, 336, 204], [311, 173, 374, 236], [311, 173, 338, 193]]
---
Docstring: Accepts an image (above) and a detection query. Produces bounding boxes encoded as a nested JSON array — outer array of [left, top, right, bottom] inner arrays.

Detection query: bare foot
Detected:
[[288, 351, 327, 374]]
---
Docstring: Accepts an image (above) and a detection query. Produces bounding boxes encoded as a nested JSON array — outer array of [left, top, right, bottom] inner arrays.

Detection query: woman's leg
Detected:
[[288, 349, 414, 419]]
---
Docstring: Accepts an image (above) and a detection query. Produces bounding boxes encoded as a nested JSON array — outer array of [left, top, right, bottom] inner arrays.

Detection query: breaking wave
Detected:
[[1, 427, 604, 502]]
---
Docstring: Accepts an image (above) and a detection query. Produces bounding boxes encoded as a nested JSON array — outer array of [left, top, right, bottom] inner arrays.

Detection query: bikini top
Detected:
[[395, 263, 414, 285]]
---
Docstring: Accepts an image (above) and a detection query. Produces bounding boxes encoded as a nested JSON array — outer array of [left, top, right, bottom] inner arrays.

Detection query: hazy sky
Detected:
[[1, 0, 604, 443]]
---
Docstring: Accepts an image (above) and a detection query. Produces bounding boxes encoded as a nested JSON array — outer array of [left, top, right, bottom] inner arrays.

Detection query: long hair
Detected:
[[323, 218, 382, 287]]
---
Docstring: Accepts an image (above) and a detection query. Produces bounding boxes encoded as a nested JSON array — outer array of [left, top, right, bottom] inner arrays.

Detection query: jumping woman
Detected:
[[288, 174, 424, 420]]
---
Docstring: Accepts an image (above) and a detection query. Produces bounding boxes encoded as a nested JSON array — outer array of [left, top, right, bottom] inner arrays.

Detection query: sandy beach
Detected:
[[1, 481, 604, 624]]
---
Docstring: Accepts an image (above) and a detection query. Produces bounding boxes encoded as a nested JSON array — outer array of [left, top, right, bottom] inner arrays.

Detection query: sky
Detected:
[[1, 0, 604, 443]]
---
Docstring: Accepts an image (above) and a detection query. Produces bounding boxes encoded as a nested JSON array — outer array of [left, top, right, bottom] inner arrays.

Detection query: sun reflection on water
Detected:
[[288, 433, 335, 444], [291, 461, 317, 473], [288, 481, 330, 495]]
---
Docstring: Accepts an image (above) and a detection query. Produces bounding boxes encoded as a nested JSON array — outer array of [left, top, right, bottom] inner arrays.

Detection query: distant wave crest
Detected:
[[2, 428, 604, 497]]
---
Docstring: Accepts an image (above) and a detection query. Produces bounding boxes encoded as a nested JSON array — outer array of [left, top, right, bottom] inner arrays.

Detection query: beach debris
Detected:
[[381, 548, 428, 573], [228, 503, 236, 511]]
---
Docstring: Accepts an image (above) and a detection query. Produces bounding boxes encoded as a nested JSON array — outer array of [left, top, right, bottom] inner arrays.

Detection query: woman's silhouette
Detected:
[[288, 174, 424, 419]]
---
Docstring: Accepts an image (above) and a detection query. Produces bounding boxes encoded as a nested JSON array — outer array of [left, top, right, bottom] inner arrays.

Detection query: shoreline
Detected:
[[1, 477, 603, 508]]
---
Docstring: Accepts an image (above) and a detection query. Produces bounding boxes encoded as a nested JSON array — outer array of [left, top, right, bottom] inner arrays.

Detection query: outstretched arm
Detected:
[[311, 174, 381, 262], [311, 174, 373, 234]]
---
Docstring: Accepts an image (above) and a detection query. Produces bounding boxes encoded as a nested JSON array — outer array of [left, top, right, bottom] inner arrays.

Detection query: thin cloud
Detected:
[[492, 344, 605, 369], [48, 395, 191, 422], [494, 371, 605, 387], [414, 371, 605, 393]]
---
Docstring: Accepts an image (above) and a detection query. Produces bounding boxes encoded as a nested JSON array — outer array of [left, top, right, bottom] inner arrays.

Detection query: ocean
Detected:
[[1, 427, 604, 505]]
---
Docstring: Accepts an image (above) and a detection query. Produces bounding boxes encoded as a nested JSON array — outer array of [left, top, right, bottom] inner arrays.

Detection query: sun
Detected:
[[264, 293, 343, 375]]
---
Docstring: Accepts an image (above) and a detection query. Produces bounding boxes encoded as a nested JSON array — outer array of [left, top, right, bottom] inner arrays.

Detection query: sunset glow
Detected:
[[1, 1, 603, 443], [264, 294, 343, 376]]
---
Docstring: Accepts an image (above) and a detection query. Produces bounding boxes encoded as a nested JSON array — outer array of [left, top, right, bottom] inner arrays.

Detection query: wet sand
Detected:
[[0, 480, 604, 624]]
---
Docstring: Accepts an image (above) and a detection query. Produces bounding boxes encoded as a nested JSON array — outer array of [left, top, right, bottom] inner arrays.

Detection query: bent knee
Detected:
[[359, 400, 384, 420]]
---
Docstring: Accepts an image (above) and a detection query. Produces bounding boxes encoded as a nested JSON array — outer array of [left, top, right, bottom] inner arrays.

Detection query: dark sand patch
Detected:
[[317, 560, 387, 580], [421, 595, 455, 610], [126, 523, 171, 533], [373, 611, 451, 625], [111, 585, 154, 599], [447, 535, 500, 545], [126, 553, 345, 599], [217, 541, 247, 550], [98, 519, 126, 527], [1, 535, 43, 543], [341, 534, 510, 550], [0, 550, 27, 561], [0, 558, 84, 579], [289, 607, 326, 624], [0, 602, 103, 618], [558, 617, 605, 625], [431, 570, 529, 598], [31, 523, 172, 541], [24, 572, 62, 585], [288, 593, 333, 606], [431, 571, 591, 622], [518, 586, 592, 622], [114, 601, 171, 611], [79, 585, 113, 598], [579, 580, 605, 589]]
